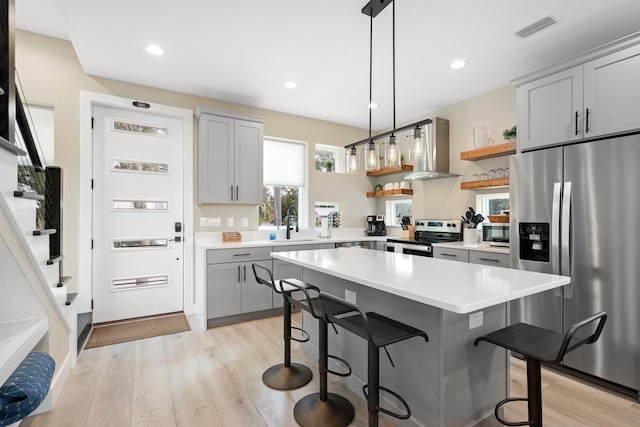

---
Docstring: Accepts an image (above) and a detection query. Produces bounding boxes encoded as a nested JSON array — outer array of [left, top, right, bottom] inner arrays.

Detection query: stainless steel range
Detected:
[[386, 219, 462, 257]]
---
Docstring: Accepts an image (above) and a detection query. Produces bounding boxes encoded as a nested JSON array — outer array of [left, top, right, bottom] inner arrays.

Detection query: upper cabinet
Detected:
[[196, 107, 264, 204], [516, 38, 640, 152]]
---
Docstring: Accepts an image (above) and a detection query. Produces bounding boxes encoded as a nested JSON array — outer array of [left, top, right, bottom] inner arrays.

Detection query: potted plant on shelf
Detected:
[[502, 125, 517, 142], [325, 160, 334, 172]]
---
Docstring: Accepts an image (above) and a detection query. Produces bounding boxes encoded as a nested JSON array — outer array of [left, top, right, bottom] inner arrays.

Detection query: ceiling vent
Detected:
[[516, 16, 558, 39]]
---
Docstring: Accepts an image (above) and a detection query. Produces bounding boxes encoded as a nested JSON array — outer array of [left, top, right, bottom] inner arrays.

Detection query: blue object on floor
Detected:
[[0, 352, 55, 427]]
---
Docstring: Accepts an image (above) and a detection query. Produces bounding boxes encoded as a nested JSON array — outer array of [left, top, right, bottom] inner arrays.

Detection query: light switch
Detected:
[[242, 217, 249, 227], [469, 311, 483, 329], [212, 217, 221, 227], [200, 217, 209, 227], [226, 217, 234, 227]]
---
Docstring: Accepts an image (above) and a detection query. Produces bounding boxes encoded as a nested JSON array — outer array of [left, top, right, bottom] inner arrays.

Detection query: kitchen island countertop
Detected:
[[271, 247, 569, 314]]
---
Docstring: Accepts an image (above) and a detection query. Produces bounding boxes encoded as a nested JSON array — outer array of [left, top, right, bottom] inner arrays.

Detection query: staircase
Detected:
[[0, 119, 75, 413]]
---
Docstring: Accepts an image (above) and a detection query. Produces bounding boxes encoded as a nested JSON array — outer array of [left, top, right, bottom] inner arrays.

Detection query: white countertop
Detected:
[[271, 247, 569, 314], [195, 234, 387, 250], [432, 241, 510, 254]]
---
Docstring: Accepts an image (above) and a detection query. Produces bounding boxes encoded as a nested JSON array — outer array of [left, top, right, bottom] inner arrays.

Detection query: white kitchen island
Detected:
[[271, 247, 570, 427]]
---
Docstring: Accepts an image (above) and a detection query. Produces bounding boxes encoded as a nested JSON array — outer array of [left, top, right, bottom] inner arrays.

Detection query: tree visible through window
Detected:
[[315, 144, 342, 173], [260, 186, 299, 226]]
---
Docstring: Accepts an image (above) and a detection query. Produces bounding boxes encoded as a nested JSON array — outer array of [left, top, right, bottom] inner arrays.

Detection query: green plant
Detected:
[[325, 160, 334, 172], [502, 125, 517, 141]]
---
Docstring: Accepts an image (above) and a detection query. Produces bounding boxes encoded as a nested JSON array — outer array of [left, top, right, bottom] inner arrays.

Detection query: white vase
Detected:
[[464, 228, 479, 245]]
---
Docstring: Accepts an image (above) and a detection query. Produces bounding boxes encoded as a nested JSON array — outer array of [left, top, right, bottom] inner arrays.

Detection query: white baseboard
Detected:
[[30, 351, 71, 416]]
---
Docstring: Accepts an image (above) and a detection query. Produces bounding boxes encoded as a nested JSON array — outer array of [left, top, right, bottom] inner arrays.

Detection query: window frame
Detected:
[[315, 143, 343, 173]]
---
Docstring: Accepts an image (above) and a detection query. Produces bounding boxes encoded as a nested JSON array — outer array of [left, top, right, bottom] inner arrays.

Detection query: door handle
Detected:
[[175, 222, 182, 232], [585, 108, 590, 133], [561, 181, 572, 297], [243, 265, 246, 282], [551, 182, 561, 276], [230, 185, 234, 202], [236, 185, 239, 201], [575, 111, 579, 135], [168, 236, 182, 242], [237, 265, 241, 283]]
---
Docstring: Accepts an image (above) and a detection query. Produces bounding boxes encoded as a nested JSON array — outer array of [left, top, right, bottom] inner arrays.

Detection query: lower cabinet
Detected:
[[433, 246, 510, 268]]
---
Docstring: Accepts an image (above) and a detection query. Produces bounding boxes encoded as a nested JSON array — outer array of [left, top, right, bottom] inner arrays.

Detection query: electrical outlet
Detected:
[[212, 217, 221, 226], [469, 311, 483, 329], [200, 217, 209, 227], [345, 290, 357, 304], [226, 217, 234, 227]]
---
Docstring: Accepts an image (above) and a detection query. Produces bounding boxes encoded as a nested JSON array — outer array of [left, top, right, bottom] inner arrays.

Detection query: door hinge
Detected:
[[91, 117, 94, 129], [91, 179, 94, 189], [91, 299, 94, 309], [91, 239, 94, 249]]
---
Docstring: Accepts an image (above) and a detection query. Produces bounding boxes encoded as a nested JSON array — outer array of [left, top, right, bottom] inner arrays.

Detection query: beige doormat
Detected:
[[85, 312, 190, 349]]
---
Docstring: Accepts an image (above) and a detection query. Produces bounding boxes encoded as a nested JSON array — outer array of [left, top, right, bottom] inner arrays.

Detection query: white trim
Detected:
[[78, 91, 194, 316], [30, 351, 72, 416]]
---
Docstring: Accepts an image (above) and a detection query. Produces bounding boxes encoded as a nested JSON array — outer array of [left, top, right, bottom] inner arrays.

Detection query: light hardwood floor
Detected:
[[23, 313, 639, 427]]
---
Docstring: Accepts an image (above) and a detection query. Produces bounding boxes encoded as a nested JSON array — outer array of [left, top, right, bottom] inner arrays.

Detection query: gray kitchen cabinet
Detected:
[[432, 247, 469, 262], [196, 107, 264, 204], [206, 247, 273, 319], [468, 251, 510, 268], [517, 42, 640, 151]]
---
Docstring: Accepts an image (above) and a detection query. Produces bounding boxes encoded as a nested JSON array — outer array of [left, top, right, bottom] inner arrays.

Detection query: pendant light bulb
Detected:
[[412, 127, 424, 160], [367, 142, 379, 171], [347, 146, 360, 174], [387, 135, 399, 167]]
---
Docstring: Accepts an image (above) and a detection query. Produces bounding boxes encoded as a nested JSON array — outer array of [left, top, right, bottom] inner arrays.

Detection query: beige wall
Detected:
[[15, 30, 377, 300]]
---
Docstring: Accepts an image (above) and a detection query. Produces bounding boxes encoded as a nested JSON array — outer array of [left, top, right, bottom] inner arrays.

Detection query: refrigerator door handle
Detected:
[[561, 181, 572, 298], [552, 182, 562, 277]]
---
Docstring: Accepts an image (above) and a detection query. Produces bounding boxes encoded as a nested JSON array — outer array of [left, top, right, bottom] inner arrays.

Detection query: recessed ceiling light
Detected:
[[146, 45, 165, 56], [449, 59, 467, 70], [368, 103, 379, 109], [284, 81, 298, 89]]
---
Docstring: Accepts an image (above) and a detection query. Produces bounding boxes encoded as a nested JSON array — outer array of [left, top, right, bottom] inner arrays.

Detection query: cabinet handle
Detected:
[[230, 185, 234, 202], [585, 108, 590, 133], [236, 185, 239, 201], [237, 265, 241, 282], [478, 257, 500, 263], [233, 253, 251, 257], [243, 265, 246, 281], [575, 111, 579, 135], [442, 253, 457, 257]]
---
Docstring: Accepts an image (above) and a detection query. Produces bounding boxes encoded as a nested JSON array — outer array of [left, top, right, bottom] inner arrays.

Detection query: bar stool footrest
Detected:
[[327, 354, 352, 377], [289, 326, 310, 343], [494, 397, 533, 426], [362, 384, 411, 420]]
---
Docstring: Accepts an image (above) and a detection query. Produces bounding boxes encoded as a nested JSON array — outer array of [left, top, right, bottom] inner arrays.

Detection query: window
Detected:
[[385, 199, 412, 226], [261, 138, 307, 228], [314, 202, 339, 227], [476, 192, 510, 222], [315, 144, 343, 173]]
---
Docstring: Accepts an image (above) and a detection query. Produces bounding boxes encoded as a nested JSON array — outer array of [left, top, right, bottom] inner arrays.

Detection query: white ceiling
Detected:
[[14, 0, 640, 131]]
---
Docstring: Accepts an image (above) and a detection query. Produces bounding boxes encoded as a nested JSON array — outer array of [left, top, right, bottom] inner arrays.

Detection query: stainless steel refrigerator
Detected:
[[510, 132, 640, 395]]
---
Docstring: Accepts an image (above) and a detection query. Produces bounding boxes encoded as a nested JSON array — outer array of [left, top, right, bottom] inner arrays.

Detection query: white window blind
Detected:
[[263, 139, 305, 187]]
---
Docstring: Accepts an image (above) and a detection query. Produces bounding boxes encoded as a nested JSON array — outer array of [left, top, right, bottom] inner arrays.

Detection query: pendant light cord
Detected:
[[392, 0, 396, 134], [369, 11, 373, 142]]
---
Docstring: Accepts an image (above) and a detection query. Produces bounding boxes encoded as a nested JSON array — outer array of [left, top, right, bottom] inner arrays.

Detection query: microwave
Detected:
[[482, 223, 510, 247]]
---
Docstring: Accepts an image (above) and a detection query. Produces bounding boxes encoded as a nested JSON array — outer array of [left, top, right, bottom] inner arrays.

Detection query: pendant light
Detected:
[[346, 146, 360, 174], [411, 125, 426, 163], [366, 141, 380, 171], [385, 0, 400, 168]]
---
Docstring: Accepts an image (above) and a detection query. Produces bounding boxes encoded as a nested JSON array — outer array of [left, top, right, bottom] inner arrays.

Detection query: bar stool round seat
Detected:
[[252, 263, 316, 390], [317, 292, 429, 427], [282, 280, 356, 427], [474, 312, 607, 427]]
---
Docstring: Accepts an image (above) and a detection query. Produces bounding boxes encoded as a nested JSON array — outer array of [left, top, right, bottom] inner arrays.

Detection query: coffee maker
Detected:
[[367, 215, 386, 236]]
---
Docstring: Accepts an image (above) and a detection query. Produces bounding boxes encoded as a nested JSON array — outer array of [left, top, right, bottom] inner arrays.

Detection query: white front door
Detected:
[[92, 105, 184, 323]]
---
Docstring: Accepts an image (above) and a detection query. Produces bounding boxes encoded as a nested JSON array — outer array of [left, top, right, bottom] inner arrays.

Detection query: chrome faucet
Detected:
[[286, 206, 299, 239]]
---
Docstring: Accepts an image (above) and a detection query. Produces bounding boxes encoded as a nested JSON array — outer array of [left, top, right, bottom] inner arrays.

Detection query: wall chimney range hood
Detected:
[[403, 117, 458, 181]]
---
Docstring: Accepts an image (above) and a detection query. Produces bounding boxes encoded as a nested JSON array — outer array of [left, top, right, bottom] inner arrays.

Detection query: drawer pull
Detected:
[[442, 253, 457, 257], [478, 257, 500, 263], [233, 253, 251, 257]]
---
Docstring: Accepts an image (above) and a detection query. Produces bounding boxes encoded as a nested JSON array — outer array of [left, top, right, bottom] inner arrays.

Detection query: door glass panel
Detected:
[[112, 239, 168, 249], [112, 120, 169, 137], [111, 275, 169, 290], [112, 199, 169, 211], [112, 160, 168, 174]]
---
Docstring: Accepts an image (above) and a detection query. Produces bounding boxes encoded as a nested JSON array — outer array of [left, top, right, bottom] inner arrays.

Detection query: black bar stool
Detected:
[[282, 279, 356, 427], [317, 292, 429, 427], [474, 312, 607, 427], [252, 263, 315, 390]]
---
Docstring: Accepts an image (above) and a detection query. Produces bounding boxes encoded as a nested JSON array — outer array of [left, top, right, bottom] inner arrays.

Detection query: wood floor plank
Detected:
[[24, 314, 639, 427]]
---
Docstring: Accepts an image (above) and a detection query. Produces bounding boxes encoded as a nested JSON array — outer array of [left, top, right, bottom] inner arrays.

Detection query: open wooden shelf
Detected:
[[460, 141, 516, 161], [366, 164, 413, 177], [366, 189, 413, 198], [460, 177, 509, 190]]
